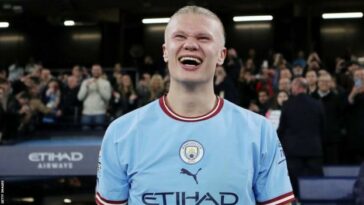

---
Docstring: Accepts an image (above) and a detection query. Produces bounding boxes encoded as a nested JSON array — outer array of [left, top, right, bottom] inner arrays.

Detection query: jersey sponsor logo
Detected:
[[142, 192, 239, 205], [180, 140, 204, 164], [180, 168, 202, 184]]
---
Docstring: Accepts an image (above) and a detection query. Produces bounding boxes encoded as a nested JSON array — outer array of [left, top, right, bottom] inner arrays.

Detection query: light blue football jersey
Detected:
[[96, 96, 295, 205]]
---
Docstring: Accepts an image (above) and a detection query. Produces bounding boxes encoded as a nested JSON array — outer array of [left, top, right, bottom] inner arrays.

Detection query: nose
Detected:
[[183, 37, 199, 51]]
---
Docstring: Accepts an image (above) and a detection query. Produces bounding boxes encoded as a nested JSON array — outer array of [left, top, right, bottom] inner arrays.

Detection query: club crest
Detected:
[[180, 140, 204, 164]]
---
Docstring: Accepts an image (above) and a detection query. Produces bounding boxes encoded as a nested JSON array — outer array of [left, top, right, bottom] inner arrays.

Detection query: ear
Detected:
[[217, 47, 227, 66], [162, 43, 168, 62]]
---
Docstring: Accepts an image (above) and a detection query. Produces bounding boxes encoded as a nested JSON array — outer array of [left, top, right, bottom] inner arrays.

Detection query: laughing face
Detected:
[[163, 13, 226, 86]]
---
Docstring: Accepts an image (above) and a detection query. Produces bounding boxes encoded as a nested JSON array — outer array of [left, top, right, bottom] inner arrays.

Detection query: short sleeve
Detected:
[[254, 120, 295, 205], [96, 126, 128, 205]]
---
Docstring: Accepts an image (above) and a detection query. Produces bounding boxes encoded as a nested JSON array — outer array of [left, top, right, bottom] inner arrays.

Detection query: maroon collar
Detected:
[[159, 95, 224, 122]]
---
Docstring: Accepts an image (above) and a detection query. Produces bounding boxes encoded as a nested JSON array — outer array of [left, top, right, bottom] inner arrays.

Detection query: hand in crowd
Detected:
[[348, 83, 364, 103], [129, 93, 138, 103], [86, 79, 96, 87], [19, 105, 31, 114]]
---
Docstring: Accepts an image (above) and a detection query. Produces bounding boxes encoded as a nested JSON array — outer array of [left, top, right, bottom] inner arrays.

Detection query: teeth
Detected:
[[179, 56, 202, 64]]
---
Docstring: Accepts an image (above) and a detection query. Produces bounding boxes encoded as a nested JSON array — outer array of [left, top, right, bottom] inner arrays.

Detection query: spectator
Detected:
[[18, 75, 57, 125], [345, 68, 364, 163], [136, 73, 151, 107], [292, 50, 307, 69], [255, 66, 274, 97], [273, 53, 287, 69], [278, 77, 325, 196], [292, 64, 304, 78], [24, 58, 40, 75], [305, 70, 318, 95], [78, 64, 112, 130], [307, 52, 322, 71], [42, 80, 61, 124], [81, 66, 91, 80], [24, 76, 42, 99], [40, 69, 53, 89], [149, 74, 165, 101], [15, 91, 33, 134], [249, 89, 271, 116], [266, 90, 289, 130], [109, 74, 137, 118], [237, 69, 257, 108], [214, 66, 239, 104], [224, 48, 242, 85], [0, 78, 16, 110], [312, 74, 344, 164], [280, 68, 292, 80], [278, 77, 291, 94], [7, 62, 24, 82], [109, 63, 122, 89], [273, 67, 291, 91], [0, 78, 19, 141], [61, 76, 81, 123], [245, 58, 256, 74], [247, 48, 260, 73], [71, 65, 84, 85]]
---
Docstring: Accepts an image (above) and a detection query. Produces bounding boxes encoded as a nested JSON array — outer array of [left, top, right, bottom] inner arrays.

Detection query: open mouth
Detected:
[[178, 56, 203, 67]]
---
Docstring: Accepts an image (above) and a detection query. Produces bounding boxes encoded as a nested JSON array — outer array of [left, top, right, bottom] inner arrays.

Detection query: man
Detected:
[[61, 76, 81, 123], [278, 77, 291, 94], [305, 70, 318, 95], [96, 6, 294, 205], [311, 74, 343, 164], [0, 77, 19, 141], [77, 64, 111, 130], [345, 68, 364, 162], [214, 65, 239, 104], [278, 77, 325, 196], [249, 89, 271, 116]]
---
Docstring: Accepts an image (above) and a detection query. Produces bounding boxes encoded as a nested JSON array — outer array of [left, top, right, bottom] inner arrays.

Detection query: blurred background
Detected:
[[1, 0, 364, 204]]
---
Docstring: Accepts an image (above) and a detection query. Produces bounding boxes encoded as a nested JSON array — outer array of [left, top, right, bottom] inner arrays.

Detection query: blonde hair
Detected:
[[165, 5, 225, 45], [149, 74, 165, 100]]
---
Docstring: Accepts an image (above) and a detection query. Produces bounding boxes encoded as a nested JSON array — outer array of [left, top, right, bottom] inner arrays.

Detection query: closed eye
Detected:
[[197, 36, 211, 42], [174, 34, 186, 40]]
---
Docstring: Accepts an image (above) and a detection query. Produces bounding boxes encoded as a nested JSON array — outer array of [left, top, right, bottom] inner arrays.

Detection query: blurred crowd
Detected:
[[0, 49, 364, 164]]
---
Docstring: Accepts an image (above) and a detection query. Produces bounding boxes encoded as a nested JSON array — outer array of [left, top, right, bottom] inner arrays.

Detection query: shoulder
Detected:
[[104, 100, 159, 143], [223, 100, 278, 152], [222, 99, 269, 129]]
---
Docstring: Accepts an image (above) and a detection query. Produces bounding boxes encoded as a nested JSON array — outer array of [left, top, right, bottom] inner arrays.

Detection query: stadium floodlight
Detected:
[[233, 15, 273, 22], [142, 18, 170, 24], [64, 20, 75, 26], [322, 12, 363, 19], [0, 22, 9, 28]]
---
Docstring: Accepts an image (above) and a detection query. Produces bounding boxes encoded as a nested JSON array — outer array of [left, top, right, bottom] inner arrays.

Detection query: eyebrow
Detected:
[[171, 30, 213, 38]]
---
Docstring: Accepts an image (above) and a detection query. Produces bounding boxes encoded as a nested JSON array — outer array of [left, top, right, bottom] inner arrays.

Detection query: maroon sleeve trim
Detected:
[[257, 192, 295, 205], [95, 192, 127, 205]]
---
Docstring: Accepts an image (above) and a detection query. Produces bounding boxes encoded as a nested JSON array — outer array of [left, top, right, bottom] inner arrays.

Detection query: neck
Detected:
[[166, 81, 217, 117]]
